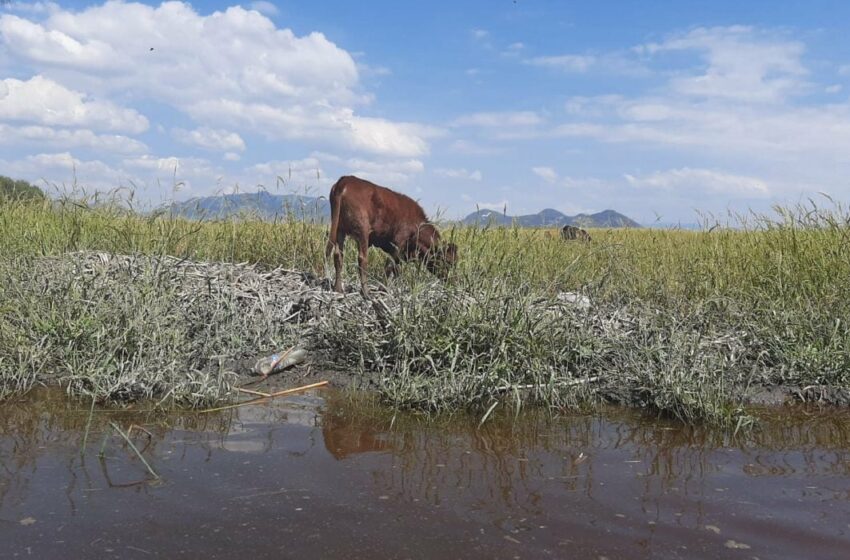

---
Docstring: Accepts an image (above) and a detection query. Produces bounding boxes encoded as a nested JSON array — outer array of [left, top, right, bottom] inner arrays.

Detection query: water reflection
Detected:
[[1, 389, 849, 559]]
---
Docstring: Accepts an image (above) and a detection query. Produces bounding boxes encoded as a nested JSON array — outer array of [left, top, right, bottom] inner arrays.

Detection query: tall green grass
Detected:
[[1, 193, 848, 424], [3, 196, 847, 307]]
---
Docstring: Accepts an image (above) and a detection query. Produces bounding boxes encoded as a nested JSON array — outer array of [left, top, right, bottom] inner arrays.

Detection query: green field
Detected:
[[2, 196, 849, 426]]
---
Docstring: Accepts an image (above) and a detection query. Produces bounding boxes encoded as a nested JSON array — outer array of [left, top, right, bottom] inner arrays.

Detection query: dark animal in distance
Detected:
[[325, 175, 458, 298], [561, 225, 591, 242]]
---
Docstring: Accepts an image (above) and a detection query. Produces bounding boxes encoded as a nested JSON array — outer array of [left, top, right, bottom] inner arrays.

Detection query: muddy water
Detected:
[[1, 391, 849, 559]]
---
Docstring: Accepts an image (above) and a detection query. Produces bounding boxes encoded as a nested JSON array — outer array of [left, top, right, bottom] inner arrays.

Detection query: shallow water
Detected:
[[1, 390, 849, 559]]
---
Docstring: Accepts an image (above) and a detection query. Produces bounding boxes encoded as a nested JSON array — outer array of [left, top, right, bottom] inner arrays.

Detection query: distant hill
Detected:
[[166, 191, 641, 228], [167, 191, 330, 221], [462, 208, 641, 228]]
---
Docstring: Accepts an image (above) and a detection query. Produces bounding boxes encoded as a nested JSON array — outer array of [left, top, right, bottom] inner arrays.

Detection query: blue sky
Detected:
[[2, 0, 850, 223]]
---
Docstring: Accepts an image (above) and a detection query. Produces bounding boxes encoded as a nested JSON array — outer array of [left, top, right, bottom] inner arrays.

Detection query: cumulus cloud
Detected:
[[640, 26, 807, 103], [0, 2, 430, 157], [311, 151, 425, 185], [248, 1, 278, 16], [532, 166, 557, 183], [434, 168, 482, 181], [1, 151, 137, 191], [173, 127, 246, 152], [0, 123, 147, 153], [123, 155, 183, 172], [0, 75, 148, 132], [553, 27, 850, 171], [624, 168, 770, 196]]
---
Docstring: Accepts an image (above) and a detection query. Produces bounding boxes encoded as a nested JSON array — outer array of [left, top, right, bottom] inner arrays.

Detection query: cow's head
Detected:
[[427, 242, 458, 279]]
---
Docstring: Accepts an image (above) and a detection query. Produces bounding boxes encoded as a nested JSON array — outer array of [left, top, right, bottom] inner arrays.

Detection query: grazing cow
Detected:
[[325, 175, 458, 298], [561, 225, 591, 242]]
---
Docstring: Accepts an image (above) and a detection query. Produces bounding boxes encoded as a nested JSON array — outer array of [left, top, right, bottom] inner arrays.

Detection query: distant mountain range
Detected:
[[461, 208, 641, 228], [168, 191, 330, 221], [167, 192, 642, 228]]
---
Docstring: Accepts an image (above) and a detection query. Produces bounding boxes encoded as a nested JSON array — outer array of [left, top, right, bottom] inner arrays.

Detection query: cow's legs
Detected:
[[356, 234, 370, 299], [331, 233, 345, 293]]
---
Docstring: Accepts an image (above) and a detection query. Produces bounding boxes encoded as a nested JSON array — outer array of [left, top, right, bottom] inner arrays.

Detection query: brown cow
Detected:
[[561, 225, 591, 242], [325, 175, 457, 298]]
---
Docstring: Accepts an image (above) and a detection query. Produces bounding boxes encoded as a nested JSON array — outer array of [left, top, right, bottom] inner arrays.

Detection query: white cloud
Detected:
[[434, 168, 482, 181], [342, 158, 425, 186], [525, 54, 595, 72], [312, 151, 425, 185], [453, 111, 543, 128], [0, 13, 118, 70], [249, 1, 278, 16], [555, 96, 850, 161], [1, 151, 136, 191], [532, 166, 557, 183], [840, 65, 850, 76], [551, 27, 850, 171], [247, 157, 323, 187], [0, 2, 430, 157], [173, 127, 246, 152], [122, 154, 217, 182], [224, 152, 241, 162], [641, 26, 807, 103], [624, 168, 770, 196], [185, 100, 433, 158], [122, 154, 221, 195], [471, 29, 489, 40], [0, 75, 148, 132], [123, 155, 182, 172], [826, 84, 842, 94], [0, 123, 146, 153]]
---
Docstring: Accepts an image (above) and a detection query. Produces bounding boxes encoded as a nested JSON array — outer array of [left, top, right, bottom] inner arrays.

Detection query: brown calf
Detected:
[[325, 175, 457, 298], [561, 225, 592, 242]]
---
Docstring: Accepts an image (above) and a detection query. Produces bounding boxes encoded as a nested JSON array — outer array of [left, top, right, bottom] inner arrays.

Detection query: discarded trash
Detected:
[[253, 348, 308, 377]]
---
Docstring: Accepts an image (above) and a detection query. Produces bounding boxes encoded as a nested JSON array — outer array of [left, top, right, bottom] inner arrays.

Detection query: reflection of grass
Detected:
[[1, 194, 849, 425]]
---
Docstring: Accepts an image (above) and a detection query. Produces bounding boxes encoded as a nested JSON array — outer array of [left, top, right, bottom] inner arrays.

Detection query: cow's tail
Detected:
[[326, 177, 344, 258]]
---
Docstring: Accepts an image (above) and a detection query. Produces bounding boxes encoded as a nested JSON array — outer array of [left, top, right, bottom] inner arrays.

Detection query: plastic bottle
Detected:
[[253, 348, 308, 376]]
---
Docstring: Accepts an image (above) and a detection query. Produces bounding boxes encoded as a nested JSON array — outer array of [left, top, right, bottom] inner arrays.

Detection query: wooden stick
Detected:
[[198, 381, 329, 414], [236, 387, 272, 397], [265, 380, 328, 398]]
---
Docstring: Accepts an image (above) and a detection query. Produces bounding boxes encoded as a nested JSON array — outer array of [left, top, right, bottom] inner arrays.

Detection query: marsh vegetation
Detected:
[[1, 192, 848, 426]]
